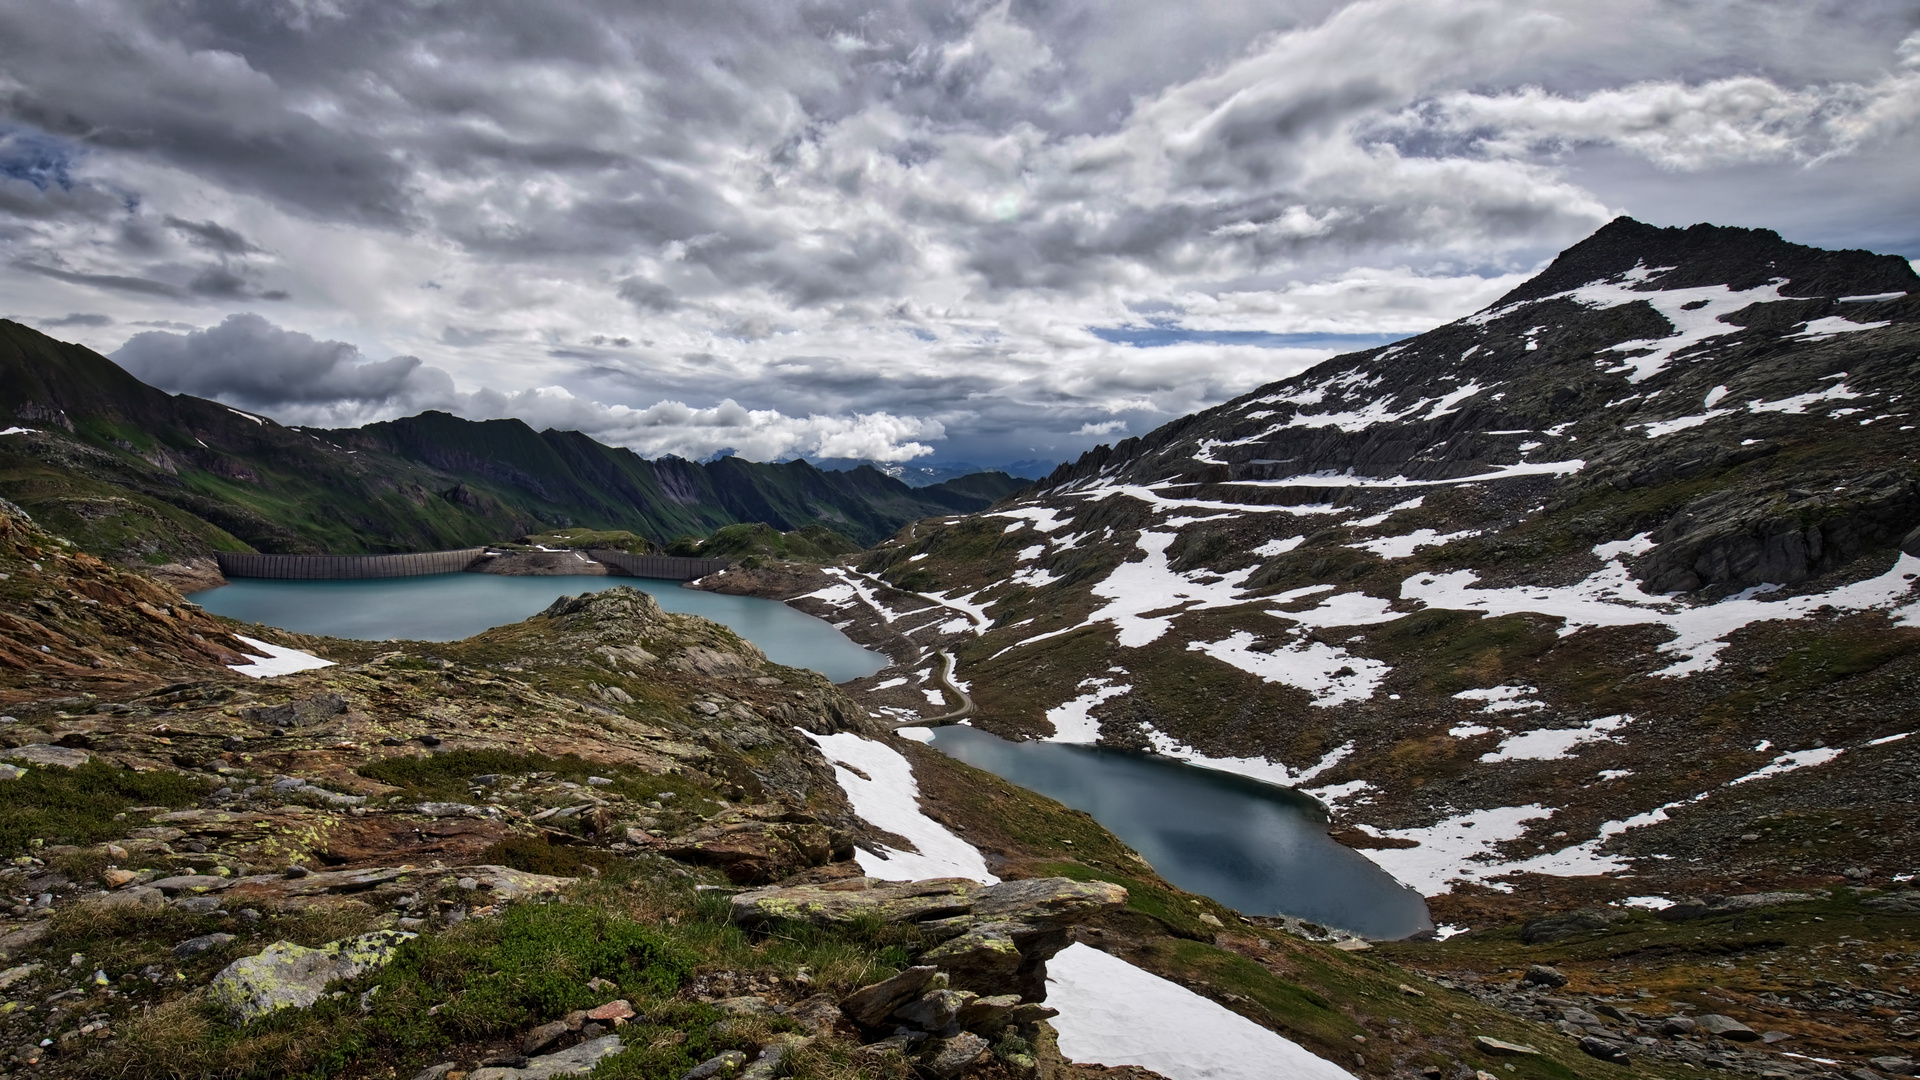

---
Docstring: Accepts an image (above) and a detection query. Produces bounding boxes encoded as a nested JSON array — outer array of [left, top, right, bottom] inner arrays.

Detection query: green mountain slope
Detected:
[[0, 320, 1017, 562]]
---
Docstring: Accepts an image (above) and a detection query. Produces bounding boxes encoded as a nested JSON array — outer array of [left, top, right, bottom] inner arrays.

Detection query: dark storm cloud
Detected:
[[114, 314, 454, 412], [16, 262, 187, 298], [164, 215, 263, 254], [36, 313, 114, 328]]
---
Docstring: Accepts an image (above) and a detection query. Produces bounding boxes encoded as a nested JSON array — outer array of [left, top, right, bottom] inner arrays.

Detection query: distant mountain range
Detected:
[[809, 457, 1058, 487], [0, 320, 1029, 563]]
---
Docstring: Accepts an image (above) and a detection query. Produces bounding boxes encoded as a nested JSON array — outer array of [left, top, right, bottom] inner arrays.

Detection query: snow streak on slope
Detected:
[[1363, 741, 1857, 894], [1187, 631, 1386, 707], [1006, 530, 1257, 652], [1404, 548, 1920, 676], [1047, 943, 1356, 1080], [1045, 675, 1134, 744], [801, 731, 998, 884]]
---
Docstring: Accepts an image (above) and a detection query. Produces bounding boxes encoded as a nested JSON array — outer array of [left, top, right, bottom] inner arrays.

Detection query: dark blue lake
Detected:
[[927, 724, 1431, 938]]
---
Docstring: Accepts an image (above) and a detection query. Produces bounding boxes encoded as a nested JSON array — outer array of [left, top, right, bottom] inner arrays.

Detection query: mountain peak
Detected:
[[1493, 216, 1918, 308]]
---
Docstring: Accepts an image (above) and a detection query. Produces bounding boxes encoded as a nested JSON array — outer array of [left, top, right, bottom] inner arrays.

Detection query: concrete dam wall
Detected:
[[214, 548, 729, 582], [587, 551, 730, 581], [215, 549, 490, 579]]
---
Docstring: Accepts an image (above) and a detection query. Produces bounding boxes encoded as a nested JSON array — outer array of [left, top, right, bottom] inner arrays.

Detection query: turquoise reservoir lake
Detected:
[[927, 725, 1432, 938], [188, 573, 889, 683]]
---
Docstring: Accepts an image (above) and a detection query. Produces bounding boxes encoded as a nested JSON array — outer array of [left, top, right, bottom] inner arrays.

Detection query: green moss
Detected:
[[0, 759, 208, 855]]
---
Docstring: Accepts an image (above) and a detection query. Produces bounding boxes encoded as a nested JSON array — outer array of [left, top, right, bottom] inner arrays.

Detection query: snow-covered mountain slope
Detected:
[[774, 218, 1920, 928]]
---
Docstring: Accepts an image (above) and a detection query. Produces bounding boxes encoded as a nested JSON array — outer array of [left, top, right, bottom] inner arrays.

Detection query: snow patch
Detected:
[[1045, 678, 1134, 744], [1350, 496, 1424, 527], [1452, 685, 1544, 713], [0, 427, 37, 436], [1479, 714, 1631, 763], [1047, 943, 1357, 1080], [1350, 528, 1480, 559], [800, 730, 997, 884], [226, 635, 335, 679], [1005, 530, 1257, 653], [992, 506, 1072, 532], [1252, 536, 1305, 557], [1241, 459, 1585, 489], [1188, 631, 1386, 707], [1793, 317, 1890, 340], [1748, 382, 1862, 414], [1402, 549, 1920, 677]]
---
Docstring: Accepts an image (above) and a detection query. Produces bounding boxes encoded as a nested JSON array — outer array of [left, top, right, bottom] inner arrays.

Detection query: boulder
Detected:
[[732, 876, 1123, 933], [1656, 892, 1815, 921], [242, 694, 348, 729], [82, 886, 165, 912], [1695, 1014, 1759, 1041], [469, 1034, 623, 1080], [1862, 890, 1920, 914], [5, 744, 90, 768], [1579, 1035, 1630, 1065], [206, 930, 416, 1024], [1523, 964, 1568, 988], [521, 1020, 570, 1056], [737, 876, 1123, 1001], [731, 877, 981, 927], [173, 933, 235, 958], [148, 875, 231, 896], [893, 988, 977, 1031], [786, 993, 844, 1035], [842, 966, 942, 1026], [1518, 908, 1624, 944], [925, 1032, 992, 1079], [662, 813, 837, 884], [681, 1050, 749, 1080]]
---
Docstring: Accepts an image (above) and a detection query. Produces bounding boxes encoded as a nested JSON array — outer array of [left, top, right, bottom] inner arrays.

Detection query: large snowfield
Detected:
[[1047, 942, 1356, 1080]]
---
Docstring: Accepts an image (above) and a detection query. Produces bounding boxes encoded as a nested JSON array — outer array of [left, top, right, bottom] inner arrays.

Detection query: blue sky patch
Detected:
[[1090, 323, 1410, 351]]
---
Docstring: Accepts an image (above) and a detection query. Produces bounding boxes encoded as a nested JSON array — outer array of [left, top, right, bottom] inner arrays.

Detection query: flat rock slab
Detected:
[[469, 1034, 623, 1080], [207, 929, 416, 1024], [148, 875, 232, 895], [1474, 1036, 1540, 1056], [225, 864, 574, 908], [730, 876, 1124, 930], [1695, 1014, 1760, 1040], [5, 744, 91, 768]]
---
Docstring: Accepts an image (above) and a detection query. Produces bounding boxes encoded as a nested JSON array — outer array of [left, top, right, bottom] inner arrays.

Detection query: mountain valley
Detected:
[[0, 218, 1916, 1080]]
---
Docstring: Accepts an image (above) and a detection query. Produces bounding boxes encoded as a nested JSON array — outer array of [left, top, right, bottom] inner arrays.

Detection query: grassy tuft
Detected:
[[0, 759, 208, 856]]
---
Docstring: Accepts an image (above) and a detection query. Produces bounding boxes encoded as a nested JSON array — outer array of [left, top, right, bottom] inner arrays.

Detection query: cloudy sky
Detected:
[[4, 1, 1918, 467]]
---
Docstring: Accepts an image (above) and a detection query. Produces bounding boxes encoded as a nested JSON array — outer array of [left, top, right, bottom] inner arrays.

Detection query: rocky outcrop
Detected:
[[655, 807, 851, 884], [729, 876, 1122, 1075], [206, 929, 416, 1024]]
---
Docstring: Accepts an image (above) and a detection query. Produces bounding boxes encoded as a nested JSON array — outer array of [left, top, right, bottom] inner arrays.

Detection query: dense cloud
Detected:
[[114, 316, 946, 461], [5, 1, 1918, 465]]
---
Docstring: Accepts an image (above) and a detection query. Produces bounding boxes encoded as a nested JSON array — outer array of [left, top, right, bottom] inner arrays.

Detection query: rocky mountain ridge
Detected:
[[699, 218, 1920, 1072], [0, 319, 1025, 574]]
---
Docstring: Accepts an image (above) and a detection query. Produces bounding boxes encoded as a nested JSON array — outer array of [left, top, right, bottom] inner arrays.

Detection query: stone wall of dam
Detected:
[[214, 548, 489, 579], [587, 550, 731, 581]]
